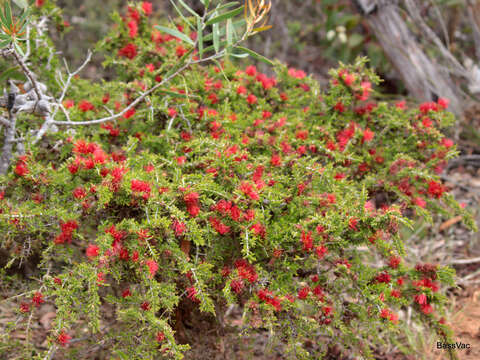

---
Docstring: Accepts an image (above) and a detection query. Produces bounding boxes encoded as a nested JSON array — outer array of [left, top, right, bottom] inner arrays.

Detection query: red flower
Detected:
[[20, 302, 30, 313], [375, 272, 391, 284], [240, 182, 259, 201], [141, 301, 151, 311], [118, 43, 138, 59], [131, 179, 151, 197], [187, 286, 200, 303], [35, 0, 44, 7], [245, 65, 257, 76], [78, 100, 95, 112], [230, 279, 245, 294], [249, 223, 266, 239], [363, 128, 374, 142], [86, 244, 100, 258], [427, 181, 445, 199], [389, 256, 401, 269], [31, 292, 44, 307], [156, 331, 165, 342], [247, 94, 257, 105], [209, 216, 230, 235], [146, 259, 159, 278], [315, 245, 328, 259], [122, 288, 132, 298], [173, 220, 187, 237], [127, 20, 138, 38], [14, 161, 29, 177], [301, 230, 313, 251], [142, 2, 153, 15], [57, 330, 72, 347], [414, 293, 427, 305], [297, 286, 310, 300], [73, 187, 87, 199]]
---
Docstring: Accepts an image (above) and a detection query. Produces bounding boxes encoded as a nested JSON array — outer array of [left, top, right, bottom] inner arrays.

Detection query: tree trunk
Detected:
[[352, 0, 463, 117]]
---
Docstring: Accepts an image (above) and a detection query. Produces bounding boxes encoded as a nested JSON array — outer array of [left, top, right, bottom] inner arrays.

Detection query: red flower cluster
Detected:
[[54, 220, 78, 244], [86, 244, 100, 258], [131, 179, 151, 199], [380, 308, 398, 324], [239, 182, 259, 201], [118, 43, 138, 59], [78, 100, 94, 112], [172, 220, 187, 237], [209, 216, 230, 235], [235, 259, 258, 283], [257, 289, 282, 311], [187, 286, 200, 303], [14, 156, 29, 177], [184, 191, 200, 217], [146, 259, 158, 278], [31, 292, 44, 307], [57, 330, 72, 347]]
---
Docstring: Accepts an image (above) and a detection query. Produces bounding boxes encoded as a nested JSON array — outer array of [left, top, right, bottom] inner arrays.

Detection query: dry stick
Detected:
[[449, 256, 480, 265], [33, 50, 93, 144], [11, 47, 42, 104]]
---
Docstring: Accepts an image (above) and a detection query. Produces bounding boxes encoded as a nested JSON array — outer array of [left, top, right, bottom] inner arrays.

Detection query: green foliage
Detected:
[[0, 1, 476, 359]]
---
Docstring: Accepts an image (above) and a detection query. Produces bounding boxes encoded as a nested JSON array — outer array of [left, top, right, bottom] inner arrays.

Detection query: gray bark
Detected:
[[353, 0, 463, 117]]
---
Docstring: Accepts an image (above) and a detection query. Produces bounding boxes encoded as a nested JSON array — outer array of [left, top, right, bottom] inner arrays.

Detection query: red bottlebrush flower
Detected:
[[122, 288, 132, 298], [421, 303, 433, 314], [249, 223, 266, 239], [441, 138, 454, 148], [146, 259, 159, 278], [184, 192, 199, 204], [127, 20, 138, 38], [14, 161, 29, 176], [311, 274, 319, 283], [35, 0, 44, 7], [334, 101, 345, 113], [348, 217, 358, 231], [414, 197, 426, 208], [97, 272, 106, 285], [245, 65, 257, 76], [173, 220, 187, 237], [270, 154, 281, 167], [230, 279, 245, 294], [141, 301, 151, 311], [78, 100, 95, 112], [315, 245, 328, 259], [86, 244, 100, 258], [437, 97, 449, 110], [414, 293, 427, 305], [389, 256, 401, 269], [237, 85, 247, 95], [118, 43, 138, 59], [390, 289, 401, 298], [31, 292, 44, 307], [156, 331, 165, 342], [301, 230, 313, 251], [422, 117, 433, 128], [131, 179, 151, 197], [20, 302, 30, 313], [363, 128, 374, 142], [221, 266, 231, 277], [54, 277, 62, 285], [427, 181, 445, 199], [334, 172, 346, 180], [123, 107, 136, 119], [187, 286, 200, 303], [72, 187, 87, 199], [297, 286, 310, 300], [102, 93, 110, 104], [209, 216, 230, 235], [240, 181, 259, 201], [176, 45, 187, 57], [128, 6, 140, 22], [375, 272, 391, 284], [247, 94, 257, 105], [63, 99, 74, 108], [57, 330, 72, 347]]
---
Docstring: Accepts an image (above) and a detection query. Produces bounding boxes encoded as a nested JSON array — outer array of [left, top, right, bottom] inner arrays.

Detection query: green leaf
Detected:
[[0, 39, 11, 48], [157, 89, 188, 99], [236, 46, 274, 65], [205, 6, 244, 26], [197, 16, 203, 59], [206, 2, 239, 17], [155, 25, 194, 46], [212, 22, 219, 53], [177, 0, 199, 18], [13, 40, 23, 56], [230, 52, 249, 58], [4, 0, 12, 29], [169, 0, 194, 30]]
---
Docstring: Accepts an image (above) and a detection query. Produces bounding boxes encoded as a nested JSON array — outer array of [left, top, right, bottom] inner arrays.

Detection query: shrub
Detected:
[[0, 1, 476, 359]]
